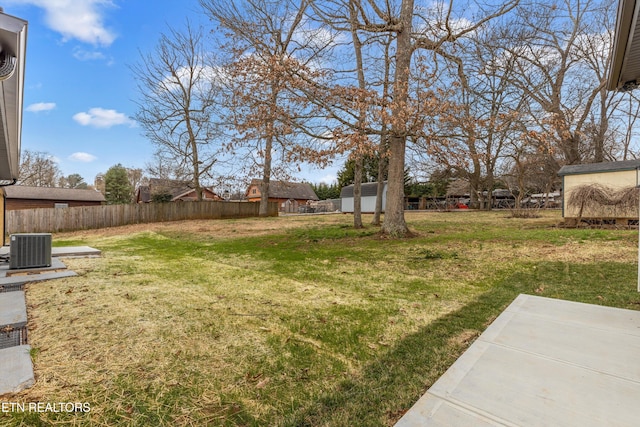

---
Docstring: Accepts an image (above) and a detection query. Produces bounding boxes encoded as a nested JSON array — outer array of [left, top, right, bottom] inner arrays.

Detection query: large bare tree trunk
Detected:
[[593, 88, 608, 163], [373, 37, 392, 227], [353, 155, 363, 228], [383, 137, 408, 236], [259, 133, 273, 217], [372, 143, 387, 226], [350, 0, 366, 229], [381, 0, 413, 237]]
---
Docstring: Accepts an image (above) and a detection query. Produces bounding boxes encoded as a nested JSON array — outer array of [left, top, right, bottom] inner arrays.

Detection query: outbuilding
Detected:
[[340, 181, 387, 213], [2, 185, 106, 210], [558, 160, 640, 225]]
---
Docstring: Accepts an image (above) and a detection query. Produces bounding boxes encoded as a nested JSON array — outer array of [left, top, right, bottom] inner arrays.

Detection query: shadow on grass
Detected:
[[4, 261, 638, 427], [284, 261, 640, 427]]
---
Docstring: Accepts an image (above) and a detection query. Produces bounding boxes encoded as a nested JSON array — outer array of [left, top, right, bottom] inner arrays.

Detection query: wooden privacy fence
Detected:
[[7, 201, 279, 234]]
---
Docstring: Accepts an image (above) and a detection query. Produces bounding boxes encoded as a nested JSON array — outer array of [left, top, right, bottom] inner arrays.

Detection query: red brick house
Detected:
[[2, 185, 105, 210], [246, 179, 318, 212]]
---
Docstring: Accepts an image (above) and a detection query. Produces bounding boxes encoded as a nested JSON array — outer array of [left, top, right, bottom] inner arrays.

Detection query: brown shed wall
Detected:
[[6, 199, 104, 210]]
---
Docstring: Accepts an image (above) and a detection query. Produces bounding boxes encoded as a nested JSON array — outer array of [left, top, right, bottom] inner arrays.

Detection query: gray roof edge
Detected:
[[4, 185, 106, 201], [340, 181, 387, 198], [607, 0, 635, 90], [557, 160, 640, 176]]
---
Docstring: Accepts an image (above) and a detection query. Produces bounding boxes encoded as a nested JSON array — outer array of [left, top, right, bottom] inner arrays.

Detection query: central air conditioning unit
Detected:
[[9, 233, 52, 270]]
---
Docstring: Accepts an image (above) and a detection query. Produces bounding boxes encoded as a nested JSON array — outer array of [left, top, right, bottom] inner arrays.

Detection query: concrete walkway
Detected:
[[395, 294, 640, 426], [0, 246, 100, 395]]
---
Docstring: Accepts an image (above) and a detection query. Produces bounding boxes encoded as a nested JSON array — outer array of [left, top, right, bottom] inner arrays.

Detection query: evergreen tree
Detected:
[[337, 155, 382, 189], [311, 182, 341, 200], [104, 164, 133, 205], [61, 173, 88, 189]]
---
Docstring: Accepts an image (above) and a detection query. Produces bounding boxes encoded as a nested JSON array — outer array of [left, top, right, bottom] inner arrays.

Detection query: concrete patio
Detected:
[[395, 294, 640, 426]]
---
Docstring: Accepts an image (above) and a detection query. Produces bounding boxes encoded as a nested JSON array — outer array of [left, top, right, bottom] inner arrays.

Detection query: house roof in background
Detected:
[[136, 179, 219, 202], [4, 185, 105, 202], [172, 188, 219, 201], [248, 179, 319, 200], [608, 0, 640, 90], [557, 159, 640, 176], [148, 178, 193, 198], [137, 178, 192, 202]]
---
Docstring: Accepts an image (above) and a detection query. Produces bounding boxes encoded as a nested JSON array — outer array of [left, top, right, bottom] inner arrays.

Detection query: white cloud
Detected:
[[73, 107, 135, 128], [72, 47, 106, 61], [415, 1, 477, 40], [318, 174, 337, 185], [15, 0, 117, 46], [161, 64, 226, 96], [69, 152, 97, 162], [26, 102, 56, 112]]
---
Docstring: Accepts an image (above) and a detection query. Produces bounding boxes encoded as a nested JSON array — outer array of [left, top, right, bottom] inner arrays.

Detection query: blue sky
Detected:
[[4, 0, 339, 188]]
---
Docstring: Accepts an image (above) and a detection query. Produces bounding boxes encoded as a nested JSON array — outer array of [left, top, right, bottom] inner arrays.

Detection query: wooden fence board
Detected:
[[6, 201, 278, 234]]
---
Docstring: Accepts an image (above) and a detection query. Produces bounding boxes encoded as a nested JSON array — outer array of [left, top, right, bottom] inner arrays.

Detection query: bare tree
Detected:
[[614, 91, 640, 160], [312, 0, 518, 235], [201, 0, 336, 216], [132, 22, 221, 201], [505, 0, 615, 166], [415, 18, 529, 209], [126, 167, 146, 194], [145, 150, 189, 182], [18, 149, 62, 187]]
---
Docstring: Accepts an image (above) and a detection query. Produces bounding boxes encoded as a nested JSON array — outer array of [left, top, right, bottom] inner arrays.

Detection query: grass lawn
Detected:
[[3, 210, 640, 426]]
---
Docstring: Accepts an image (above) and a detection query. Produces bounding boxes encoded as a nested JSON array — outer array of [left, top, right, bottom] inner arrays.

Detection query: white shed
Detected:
[[340, 182, 387, 213]]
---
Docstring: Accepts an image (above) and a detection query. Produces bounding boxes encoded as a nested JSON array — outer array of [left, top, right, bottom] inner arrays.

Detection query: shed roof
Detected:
[[4, 185, 105, 202], [340, 181, 386, 198], [249, 179, 318, 200], [608, 0, 640, 90], [557, 159, 640, 176]]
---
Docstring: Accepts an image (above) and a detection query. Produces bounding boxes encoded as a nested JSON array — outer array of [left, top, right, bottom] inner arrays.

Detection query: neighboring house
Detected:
[[246, 179, 318, 212], [2, 185, 105, 210], [558, 159, 640, 223], [340, 182, 387, 213], [136, 178, 221, 203]]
